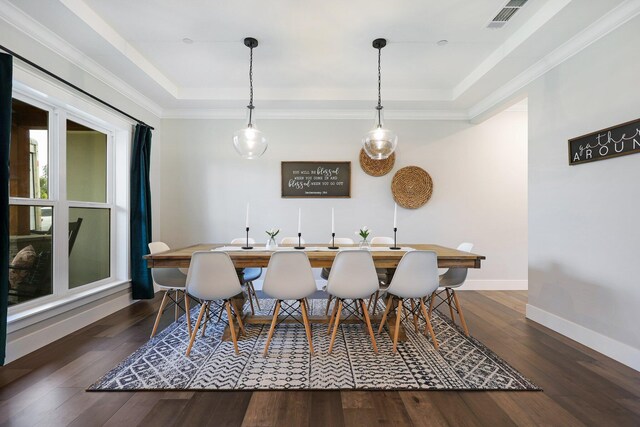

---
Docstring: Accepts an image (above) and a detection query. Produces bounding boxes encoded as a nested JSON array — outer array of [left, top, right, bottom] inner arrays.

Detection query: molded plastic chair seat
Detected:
[[148, 241, 191, 339], [185, 251, 246, 356], [325, 250, 379, 354], [378, 250, 440, 352], [429, 242, 474, 337], [243, 268, 262, 282], [262, 251, 316, 355]]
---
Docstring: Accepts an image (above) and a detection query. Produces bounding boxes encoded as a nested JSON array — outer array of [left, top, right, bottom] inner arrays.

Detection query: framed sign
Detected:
[[281, 161, 351, 198], [569, 118, 640, 165]]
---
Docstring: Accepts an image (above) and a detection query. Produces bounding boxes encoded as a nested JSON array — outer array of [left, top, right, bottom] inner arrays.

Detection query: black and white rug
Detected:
[[89, 298, 539, 391]]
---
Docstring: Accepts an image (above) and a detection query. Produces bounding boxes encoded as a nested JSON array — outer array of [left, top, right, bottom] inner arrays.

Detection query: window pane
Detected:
[[67, 121, 107, 203], [10, 99, 49, 199], [69, 207, 110, 288], [8, 205, 53, 306]]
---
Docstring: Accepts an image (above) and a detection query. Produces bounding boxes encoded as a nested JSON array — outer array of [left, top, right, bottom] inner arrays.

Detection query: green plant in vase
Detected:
[[356, 226, 371, 249], [265, 228, 280, 250]]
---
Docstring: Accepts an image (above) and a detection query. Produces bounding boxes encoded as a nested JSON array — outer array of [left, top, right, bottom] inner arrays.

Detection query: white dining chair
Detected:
[[185, 251, 245, 356], [378, 250, 440, 352], [148, 242, 191, 338], [366, 236, 396, 314], [280, 236, 304, 245], [429, 242, 473, 337], [230, 237, 261, 315], [262, 251, 317, 356], [322, 237, 355, 314], [325, 250, 379, 354]]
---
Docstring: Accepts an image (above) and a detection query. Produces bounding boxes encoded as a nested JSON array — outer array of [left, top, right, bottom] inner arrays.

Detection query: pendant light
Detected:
[[362, 38, 397, 160], [233, 37, 267, 159]]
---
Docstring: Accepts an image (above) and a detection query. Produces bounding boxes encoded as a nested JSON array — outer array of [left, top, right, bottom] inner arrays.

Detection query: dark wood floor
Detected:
[[1, 291, 639, 426]]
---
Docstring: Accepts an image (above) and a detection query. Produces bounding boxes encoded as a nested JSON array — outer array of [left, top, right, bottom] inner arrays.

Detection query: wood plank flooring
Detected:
[[1, 291, 639, 426]]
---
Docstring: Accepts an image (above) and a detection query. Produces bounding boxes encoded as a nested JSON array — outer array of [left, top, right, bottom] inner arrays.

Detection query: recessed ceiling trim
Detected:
[[454, 0, 571, 100], [59, 0, 179, 98], [161, 108, 470, 121], [0, 0, 163, 117], [469, 0, 640, 121]]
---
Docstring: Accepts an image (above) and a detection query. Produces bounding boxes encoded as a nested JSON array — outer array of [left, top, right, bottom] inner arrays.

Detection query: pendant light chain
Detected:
[[248, 45, 254, 126], [376, 45, 383, 126]]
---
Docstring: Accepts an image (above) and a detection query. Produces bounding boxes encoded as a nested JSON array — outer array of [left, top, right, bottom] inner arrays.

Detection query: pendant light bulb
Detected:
[[362, 38, 397, 160], [233, 37, 267, 159]]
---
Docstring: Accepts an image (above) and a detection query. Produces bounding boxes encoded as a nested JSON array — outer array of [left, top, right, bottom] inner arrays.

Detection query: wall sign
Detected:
[[569, 118, 640, 165], [281, 161, 351, 198]]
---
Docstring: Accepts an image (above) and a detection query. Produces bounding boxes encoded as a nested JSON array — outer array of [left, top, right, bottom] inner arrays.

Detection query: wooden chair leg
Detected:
[[225, 301, 239, 354], [201, 301, 211, 337], [186, 303, 207, 357], [328, 300, 343, 354], [420, 298, 439, 350], [233, 301, 246, 336], [150, 291, 170, 338], [184, 291, 192, 335], [378, 295, 394, 334], [175, 290, 180, 321], [246, 285, 255, 315], [325, 295, 333, 316], [446, 289, 456, 322], [428, 292, 436, 317], [410, 299, 419, 333], [451, 290, 470, 337], [249, 282, 261, 310], [371, 290, 380, 315], [300, 299, 314, 355], [327, 299, 339, 334], [263, 300, 281, 356], [360, 299, 378, 353], [393, 298, 403, 353]]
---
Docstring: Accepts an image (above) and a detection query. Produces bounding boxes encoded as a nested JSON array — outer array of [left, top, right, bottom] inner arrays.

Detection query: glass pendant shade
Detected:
[[233, 107, 267, 159], [362, 108, 397, 160]]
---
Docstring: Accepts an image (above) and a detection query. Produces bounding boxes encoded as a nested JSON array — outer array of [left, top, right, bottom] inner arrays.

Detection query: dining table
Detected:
[[144, 243, 485, 341]]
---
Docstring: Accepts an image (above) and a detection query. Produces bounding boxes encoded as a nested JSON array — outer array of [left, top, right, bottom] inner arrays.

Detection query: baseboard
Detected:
[[526, 304, 640, 372], [5, 290, 133, 364], [459, 280, 528, 290]]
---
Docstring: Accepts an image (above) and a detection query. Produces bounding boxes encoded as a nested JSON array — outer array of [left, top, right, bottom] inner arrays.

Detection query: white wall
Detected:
[[160, 109, 528, 288], [527, 15, 640, 370]]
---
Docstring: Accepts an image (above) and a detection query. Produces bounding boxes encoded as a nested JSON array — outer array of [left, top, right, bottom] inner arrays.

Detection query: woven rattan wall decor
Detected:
[[391, 166, 433, 209], [359, 148, 395, 177]]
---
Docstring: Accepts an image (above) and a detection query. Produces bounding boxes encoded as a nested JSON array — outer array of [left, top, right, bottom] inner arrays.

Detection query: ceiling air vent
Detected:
[[487, 0, 528, 29]]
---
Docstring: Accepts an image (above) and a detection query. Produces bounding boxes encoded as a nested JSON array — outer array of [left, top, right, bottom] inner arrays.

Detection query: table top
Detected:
[[144, 243, 485, 269]]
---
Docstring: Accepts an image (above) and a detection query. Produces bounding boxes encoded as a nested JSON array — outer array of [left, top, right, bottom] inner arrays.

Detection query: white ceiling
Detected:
[[1, 0, 637, 119]]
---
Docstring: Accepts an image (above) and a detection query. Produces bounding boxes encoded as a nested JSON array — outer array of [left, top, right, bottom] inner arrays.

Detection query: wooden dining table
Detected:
[[144, 243, 485, 269], [144, 243, 485, 341]]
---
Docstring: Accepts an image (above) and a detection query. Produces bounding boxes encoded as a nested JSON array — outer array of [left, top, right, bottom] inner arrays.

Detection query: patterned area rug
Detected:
[[89, 298, 539, 391]]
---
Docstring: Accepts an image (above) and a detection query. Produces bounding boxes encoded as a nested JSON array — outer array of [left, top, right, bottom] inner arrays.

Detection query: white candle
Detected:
[[298, 208, 302, 233], [245, 203, 250, 228], [331, 208, 335, 234], [393, 203, 397, 228]]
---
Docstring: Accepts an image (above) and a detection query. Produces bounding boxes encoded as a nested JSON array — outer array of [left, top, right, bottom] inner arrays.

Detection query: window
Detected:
[[8, 92, 126, 309]]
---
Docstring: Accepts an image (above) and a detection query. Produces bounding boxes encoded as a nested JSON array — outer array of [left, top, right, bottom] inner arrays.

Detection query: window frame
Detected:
[[8, 83, 131, 318]]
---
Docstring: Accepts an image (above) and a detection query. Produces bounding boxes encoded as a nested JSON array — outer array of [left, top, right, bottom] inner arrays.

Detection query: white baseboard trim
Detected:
[[526, 304, 640, 372], [458, 280, 528, 291], [5, 290, 134, 364]]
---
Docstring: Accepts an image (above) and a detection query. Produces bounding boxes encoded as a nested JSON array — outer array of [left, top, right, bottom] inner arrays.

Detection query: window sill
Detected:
[[7, 280, 132, 334]]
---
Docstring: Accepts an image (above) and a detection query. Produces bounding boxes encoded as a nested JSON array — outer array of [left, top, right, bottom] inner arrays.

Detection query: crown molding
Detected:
[[161, 108, 471, 121], [468, 0, 640, 121], [453, 0, 572, 100], [0, 0, 164, 118], [59, 0, 179, 98]]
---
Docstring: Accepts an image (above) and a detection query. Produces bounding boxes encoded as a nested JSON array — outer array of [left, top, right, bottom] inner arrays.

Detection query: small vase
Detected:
[[266, 237, 278, 250], [359, 239, 371, 249]]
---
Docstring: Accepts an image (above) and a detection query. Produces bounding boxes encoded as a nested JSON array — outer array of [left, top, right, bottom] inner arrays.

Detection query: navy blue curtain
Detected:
[[0, 53, 13, 365], [130, 124, 154, 299]]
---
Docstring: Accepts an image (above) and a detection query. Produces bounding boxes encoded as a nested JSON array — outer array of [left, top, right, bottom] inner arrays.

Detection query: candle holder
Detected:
[[294, 232, 306, 250], [389, 227, 401, 250], [242, 227, 254, 249], [328, 232, 339, 250]]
